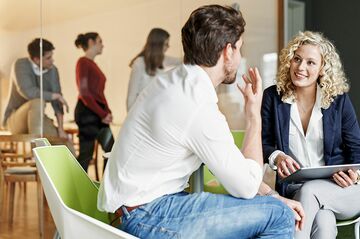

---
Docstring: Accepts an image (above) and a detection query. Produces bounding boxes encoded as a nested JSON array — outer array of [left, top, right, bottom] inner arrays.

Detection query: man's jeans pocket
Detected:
[[134, 222, 180, 239]]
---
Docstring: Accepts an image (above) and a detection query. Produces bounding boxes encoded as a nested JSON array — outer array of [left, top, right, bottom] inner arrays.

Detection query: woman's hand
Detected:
[[332, 169, 358, 187], [102, 113, 113, 124], [273, 194, 305, 231], [276, 153, 301, 179]]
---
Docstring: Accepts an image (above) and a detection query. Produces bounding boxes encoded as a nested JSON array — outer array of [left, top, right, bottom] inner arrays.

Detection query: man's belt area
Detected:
[[110, 205, 142, 227], [115, 205, 142, 217]]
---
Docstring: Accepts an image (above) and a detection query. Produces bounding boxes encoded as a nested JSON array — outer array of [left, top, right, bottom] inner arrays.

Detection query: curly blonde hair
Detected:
[[276, 31, 348, 109]]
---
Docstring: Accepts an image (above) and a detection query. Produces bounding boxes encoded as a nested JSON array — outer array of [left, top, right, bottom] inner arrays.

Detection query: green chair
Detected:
[[33, 144, 137, 239], [337, 217, 360, 239], [203, 130, 245, 194]]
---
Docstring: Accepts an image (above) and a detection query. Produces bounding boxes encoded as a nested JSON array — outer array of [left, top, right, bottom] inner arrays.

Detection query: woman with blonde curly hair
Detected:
[[261, 31, 360, 238]]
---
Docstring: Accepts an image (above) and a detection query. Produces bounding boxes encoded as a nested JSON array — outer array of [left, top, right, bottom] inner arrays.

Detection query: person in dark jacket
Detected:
[[261, 31, 360, 239]]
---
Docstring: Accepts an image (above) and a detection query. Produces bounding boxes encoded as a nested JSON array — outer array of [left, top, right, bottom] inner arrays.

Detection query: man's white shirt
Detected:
[[98, 64, 262, 212]]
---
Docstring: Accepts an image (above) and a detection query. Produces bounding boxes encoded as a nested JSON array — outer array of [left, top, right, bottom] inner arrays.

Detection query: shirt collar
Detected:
[[29, 58, 48, 76], [183, 64, 218, 103]]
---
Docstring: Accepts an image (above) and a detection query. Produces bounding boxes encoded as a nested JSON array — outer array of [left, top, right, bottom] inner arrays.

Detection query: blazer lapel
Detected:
[[277, 103, 291, 153], [322, 106, 337, 162]]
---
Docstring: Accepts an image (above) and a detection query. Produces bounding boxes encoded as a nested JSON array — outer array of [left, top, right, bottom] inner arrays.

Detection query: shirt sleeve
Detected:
[[126, 58, 145, 111], [268, 150, 284, 170], [184, 104, 263, 199], [13, 59, 53, 101], [77, 59, 108, 119]]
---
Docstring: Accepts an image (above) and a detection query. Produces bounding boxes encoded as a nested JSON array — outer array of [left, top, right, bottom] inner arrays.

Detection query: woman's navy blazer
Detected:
[[261, 85, 360, 195]]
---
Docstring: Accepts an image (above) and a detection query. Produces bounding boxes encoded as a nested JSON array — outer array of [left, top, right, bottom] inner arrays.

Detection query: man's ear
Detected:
[[223, 43, 233, 62]]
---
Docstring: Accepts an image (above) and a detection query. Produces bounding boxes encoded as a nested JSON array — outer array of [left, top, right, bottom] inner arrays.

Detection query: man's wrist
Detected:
[[265, 189, 280, 197], [246, 112, 261, 122]]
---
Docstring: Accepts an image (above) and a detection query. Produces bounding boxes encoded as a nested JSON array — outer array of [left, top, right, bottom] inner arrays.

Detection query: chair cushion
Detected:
[[5, 167, 37, 174]]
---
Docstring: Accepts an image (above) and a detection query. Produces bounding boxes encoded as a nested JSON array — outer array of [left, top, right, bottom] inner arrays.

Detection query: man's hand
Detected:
[[276, 153, 301, 179], [102, 113, 113, 124], [52, 93, 69, 113], [273, 194, 305, 231], [237, 67, 263, 118], [333, 169, 358, 188], [57, 128, 68, 139]]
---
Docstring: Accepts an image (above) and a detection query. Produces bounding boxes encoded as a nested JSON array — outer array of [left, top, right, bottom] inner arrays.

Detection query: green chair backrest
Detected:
[[204, 130, 245, 194], [35, 146, 110, 224]]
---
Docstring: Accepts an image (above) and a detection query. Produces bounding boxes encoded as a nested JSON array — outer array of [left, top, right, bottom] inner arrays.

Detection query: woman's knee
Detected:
[[311, 210, 337, 238]]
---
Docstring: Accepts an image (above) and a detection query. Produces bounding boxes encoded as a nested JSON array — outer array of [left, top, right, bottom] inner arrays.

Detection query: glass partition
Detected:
[[0, 0, 43, 134], [1, 0, 279, 134]]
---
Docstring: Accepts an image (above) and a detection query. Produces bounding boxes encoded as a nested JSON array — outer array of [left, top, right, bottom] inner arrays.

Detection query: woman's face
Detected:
[[163, 38, 169, 53], [289, 44, 323, 89], [90, 36, 104, 55]]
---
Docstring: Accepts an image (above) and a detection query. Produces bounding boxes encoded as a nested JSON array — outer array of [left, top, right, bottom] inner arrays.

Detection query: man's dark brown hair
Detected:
[[182, 4, 245, 67], [27, 38, 55, 59]]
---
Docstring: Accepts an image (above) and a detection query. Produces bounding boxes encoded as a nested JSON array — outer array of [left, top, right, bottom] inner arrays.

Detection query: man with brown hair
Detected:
[[3, 38, 68, 137], [99, 5, 303, 238]]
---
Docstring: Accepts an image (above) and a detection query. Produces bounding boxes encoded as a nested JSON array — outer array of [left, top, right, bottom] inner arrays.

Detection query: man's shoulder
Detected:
[[14, 58, 31, 68]]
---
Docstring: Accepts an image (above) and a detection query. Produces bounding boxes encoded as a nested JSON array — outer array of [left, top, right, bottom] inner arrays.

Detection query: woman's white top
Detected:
[[269, 85, 325, 169], [126, 56, 181, 111]]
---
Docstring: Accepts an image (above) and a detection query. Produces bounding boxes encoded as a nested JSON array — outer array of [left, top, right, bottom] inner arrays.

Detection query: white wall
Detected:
[[0, 0, 277, 131]]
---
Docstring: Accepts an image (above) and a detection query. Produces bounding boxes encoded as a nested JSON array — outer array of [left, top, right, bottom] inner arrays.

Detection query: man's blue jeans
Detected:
[[120, 192, 295, 239]]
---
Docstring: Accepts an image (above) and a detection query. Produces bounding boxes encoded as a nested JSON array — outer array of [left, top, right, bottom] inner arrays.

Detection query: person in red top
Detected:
[[74, 32, 114, 172]]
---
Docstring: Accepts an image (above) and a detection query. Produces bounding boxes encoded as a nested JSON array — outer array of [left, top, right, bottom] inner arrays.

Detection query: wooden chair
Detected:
[[0, 134, 43, 238], [0, 134, 69, 239]]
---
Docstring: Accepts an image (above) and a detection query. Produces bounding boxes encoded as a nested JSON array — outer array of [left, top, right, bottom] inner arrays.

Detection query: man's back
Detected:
[[99, 64, 215, 210], [98, 64, 263, 212]]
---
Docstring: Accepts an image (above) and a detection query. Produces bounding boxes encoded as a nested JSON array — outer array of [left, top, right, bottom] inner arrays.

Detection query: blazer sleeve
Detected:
[[341, 94, 360, 163], [261, 87, 279, 163]]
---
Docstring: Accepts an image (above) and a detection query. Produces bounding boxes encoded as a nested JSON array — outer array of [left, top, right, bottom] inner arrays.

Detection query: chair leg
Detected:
[[53, 229, 61, 239], [0, 174, 4, 216], [8, 182, 15, 224], [94, 141, 99, 181], [37, 178, 44, 239], [355, 221, 360, 239]]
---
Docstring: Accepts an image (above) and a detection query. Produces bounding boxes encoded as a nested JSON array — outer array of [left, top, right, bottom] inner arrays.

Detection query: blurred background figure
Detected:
[[3, 38, 69, 138], [126, 28, 181, 111], [74, 32, 114, 172]]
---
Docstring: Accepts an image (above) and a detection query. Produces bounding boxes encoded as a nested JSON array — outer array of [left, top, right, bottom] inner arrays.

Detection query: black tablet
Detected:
[[279, 163, 360, 183]]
